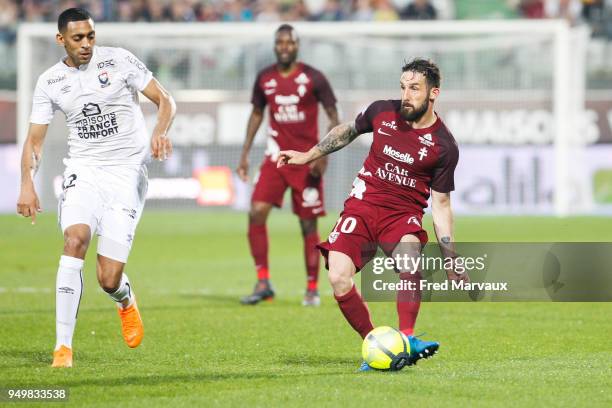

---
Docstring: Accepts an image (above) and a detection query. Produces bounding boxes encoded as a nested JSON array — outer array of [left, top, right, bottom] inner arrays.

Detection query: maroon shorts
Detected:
[[252, 157, 325, 219], [317, 197, 428, 271]]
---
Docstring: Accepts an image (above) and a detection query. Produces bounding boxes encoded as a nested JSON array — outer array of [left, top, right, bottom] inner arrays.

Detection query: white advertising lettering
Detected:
[[383, 144, 414, 164], [375, 162, 417, 187]]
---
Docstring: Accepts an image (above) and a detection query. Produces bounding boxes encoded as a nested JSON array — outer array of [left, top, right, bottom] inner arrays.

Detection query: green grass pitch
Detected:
[[0, 212, 610, 407]]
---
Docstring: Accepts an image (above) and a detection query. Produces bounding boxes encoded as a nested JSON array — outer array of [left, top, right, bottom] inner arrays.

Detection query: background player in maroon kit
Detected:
[[278, 59, 469, 368], [237, 24, 339, 306]]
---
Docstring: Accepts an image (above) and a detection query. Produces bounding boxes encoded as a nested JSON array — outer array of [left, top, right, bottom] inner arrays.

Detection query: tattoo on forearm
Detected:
[[439, 236, 457, 259], [316, 122, 359, 155]]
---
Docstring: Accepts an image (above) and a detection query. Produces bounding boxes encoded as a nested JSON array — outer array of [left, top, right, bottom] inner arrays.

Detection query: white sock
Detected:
[[55, 255, 84, 351], [108, 273, 133, 308]]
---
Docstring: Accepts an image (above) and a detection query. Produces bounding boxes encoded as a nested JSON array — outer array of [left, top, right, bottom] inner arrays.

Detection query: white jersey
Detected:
[[30, 46, 153, 166]]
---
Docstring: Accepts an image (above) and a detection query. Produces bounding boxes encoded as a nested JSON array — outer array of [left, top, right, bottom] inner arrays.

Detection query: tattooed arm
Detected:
[[431, 189, 468, 282], [277, 121, 360, 167]]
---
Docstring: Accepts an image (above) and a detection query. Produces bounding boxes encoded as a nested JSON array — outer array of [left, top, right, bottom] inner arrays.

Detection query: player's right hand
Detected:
[[151, 133, 172, 161], [277, 150, 310, 168], [17, 185, 41, 225], [236, 156, 249, 182]]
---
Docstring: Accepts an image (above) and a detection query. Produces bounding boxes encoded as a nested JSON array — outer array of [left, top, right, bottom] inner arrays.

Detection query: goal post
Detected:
[[16, 20, 591, 216]]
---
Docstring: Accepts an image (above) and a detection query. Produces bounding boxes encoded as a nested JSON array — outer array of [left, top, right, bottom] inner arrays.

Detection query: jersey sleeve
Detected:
[[354, 101, 382, 134], [119, 48, 153, 91], [431, 139, 459, 193], [250, 72, 266, 109], [312, 70, 337, 108], [30, 78, 55, 125]]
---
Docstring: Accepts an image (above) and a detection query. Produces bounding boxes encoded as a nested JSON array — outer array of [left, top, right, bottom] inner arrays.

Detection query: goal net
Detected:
[[17, 21, 595, 216]]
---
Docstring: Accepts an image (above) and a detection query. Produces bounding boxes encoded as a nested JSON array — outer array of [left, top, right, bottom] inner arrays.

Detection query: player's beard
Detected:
[[400, 98, 429, 122], [275, 50, 297, 69]]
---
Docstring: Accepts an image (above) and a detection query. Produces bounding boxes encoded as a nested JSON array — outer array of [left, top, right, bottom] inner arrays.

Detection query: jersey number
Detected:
[[332, 216, 357, 234]]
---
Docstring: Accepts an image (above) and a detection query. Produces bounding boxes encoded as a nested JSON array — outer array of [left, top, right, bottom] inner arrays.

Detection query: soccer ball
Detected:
[[361, 326, 411, 371]]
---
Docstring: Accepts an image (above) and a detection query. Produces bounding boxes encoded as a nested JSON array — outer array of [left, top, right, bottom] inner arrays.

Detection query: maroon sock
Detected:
[[248, 223, 269, 278], [334, 284, 374, 339], [304, 232, 320, 291], [397, 272, 421, 336]]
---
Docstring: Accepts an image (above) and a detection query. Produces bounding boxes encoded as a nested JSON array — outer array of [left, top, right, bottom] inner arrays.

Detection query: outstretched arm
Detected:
[[17, 123, 48, 224], [278, 121, 360, 167], [142, 77, 176, 161]]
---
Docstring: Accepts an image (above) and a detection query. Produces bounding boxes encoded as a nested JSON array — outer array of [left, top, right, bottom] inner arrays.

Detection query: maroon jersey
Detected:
[[251, 62, 336, 156], [351, 100, 459, 214]]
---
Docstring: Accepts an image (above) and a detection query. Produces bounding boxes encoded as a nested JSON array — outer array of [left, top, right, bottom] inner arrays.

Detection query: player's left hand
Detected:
[[277, 150, 311, 167], [151, 133, 172, 161], [309, 156, 328, 178], [446, 268, 470, 284]]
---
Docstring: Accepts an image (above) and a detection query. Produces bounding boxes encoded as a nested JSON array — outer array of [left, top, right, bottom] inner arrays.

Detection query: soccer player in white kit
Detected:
[[16, 8, 176, 368]]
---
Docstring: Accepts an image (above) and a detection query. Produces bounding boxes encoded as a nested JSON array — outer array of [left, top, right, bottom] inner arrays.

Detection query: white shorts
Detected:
[[58, 163, 148, 263]]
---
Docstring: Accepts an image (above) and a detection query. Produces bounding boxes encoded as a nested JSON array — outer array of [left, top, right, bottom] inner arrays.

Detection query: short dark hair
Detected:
[[402, 59, 441, 89], [275, 24, 297, 38], [58, 8, 92, 33]]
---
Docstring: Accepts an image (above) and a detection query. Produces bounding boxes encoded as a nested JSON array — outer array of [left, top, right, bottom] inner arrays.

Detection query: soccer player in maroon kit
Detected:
[[278, 59, 469, 369], [237, 24, 339, 306]]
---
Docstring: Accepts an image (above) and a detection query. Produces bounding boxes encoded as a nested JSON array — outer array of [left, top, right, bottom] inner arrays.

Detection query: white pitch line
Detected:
[[0, 287, 333, 296], [151, 288, 334, 296], [0, 287, 52, 294]]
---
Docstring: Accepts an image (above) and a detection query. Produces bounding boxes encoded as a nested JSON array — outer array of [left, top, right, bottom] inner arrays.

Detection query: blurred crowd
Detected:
[[0, 0, 608, 30], [0, 0, 446, 26]]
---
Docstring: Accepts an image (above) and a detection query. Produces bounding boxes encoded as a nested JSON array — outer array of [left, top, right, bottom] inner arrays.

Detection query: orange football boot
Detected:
[[117, 297, 144, 348], [51, 345, 73, 368]]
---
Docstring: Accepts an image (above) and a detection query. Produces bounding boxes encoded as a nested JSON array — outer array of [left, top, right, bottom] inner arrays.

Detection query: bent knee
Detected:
[[99, 279, 120, 293], [327, 250, 356, 289], [249, 202, 271, 224], [97, 270, 122, 293], [328, 269, 351, 288], [327, 254, 355, 287], [299, 218, 317, 236], [63, 234, 90, 257]]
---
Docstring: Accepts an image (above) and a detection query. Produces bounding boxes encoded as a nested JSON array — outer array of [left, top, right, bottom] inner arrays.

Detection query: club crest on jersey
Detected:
[[328, 232, 339, 244], [419, 133, 435, 147], [383, 144, 414, 164], [98, 71, 111, 88]]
